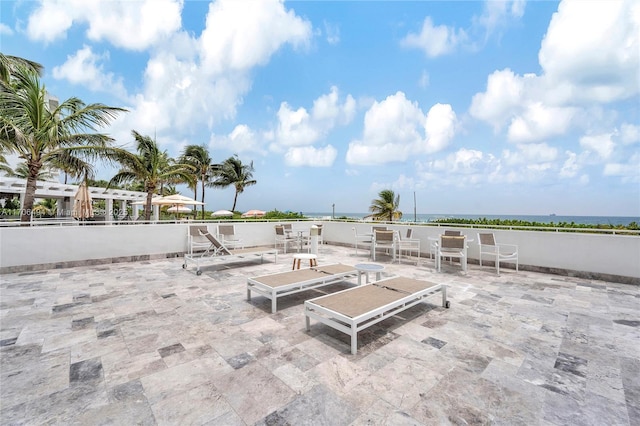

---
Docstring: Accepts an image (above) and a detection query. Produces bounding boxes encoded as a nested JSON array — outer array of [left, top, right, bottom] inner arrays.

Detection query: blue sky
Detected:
[[2, 0, 639, 216]]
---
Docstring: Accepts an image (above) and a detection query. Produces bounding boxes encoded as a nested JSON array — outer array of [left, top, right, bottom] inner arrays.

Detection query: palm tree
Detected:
[[180, 144, 220, 219], [369, 189, 402, 222], [108, 130, 195, 221], [0, 53, 43, 85], [4, 161, 57, 181], [0, 63, 126, 222], [212, 155, 257, 212]]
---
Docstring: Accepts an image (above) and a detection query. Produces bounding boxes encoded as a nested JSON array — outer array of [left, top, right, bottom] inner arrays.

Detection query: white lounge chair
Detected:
[[183, 228, 277, 275], [305, 276, 449, 354], [478, 232, 518, 274], [247, 263, 358, 313]]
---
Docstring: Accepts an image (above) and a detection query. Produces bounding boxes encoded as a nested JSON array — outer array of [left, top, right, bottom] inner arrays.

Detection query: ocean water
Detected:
[[304, 213, 640, 226]]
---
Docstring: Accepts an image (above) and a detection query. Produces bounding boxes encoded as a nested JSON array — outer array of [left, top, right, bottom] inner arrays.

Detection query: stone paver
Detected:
[[1, 245, 639, 425]]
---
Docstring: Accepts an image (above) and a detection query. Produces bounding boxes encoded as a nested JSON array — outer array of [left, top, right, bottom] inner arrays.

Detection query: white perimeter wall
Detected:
[[1, 221, 639, 280]]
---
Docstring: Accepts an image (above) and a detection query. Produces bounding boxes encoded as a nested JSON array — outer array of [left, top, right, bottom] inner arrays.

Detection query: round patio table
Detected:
[[354, 263, 385, 285]]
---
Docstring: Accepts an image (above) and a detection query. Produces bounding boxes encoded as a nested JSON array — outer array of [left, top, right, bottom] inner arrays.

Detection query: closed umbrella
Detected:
[[72, 181, 93, 220]]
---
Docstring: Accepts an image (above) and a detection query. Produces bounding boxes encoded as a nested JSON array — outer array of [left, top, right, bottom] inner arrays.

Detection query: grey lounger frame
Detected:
[[247, 263, 358, 313], [305, 276, 449, 354]]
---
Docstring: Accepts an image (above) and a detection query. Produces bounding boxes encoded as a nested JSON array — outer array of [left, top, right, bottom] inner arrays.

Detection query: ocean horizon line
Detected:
[[301, 213, 639, 226]]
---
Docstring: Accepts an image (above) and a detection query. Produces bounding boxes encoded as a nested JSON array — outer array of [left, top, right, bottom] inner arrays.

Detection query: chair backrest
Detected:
[[441, 235, 465, 249], [189, 225, 208, 237], [478, 233, 496, 246], [375, 230, 395, 242], [444, 230, 461, 236], [202, 231, 232, 255], [275, 225, 285, 236], [283, 223, 292, 231], [316, 225, 323, 236], [218, 224, 235, 236], [372, 226, 387, 232], [406, 228, 413, 239]]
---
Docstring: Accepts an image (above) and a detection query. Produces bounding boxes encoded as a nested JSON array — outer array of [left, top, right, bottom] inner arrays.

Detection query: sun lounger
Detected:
[[305, 276, 449, 354], [183, 229, 277, 275], [247, 263, 358, 313]]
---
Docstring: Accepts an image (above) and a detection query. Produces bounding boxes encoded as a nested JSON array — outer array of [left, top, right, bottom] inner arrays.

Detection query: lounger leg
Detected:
[[442, 285, 447, 307], [247, 287, 251, 301], [305, 314, 310, 331], [272, 298, 277, 314], [351, 329, 357, 355]]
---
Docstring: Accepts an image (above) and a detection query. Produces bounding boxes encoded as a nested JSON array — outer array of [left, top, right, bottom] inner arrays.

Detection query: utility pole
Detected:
[[332, 203, 335, 219]]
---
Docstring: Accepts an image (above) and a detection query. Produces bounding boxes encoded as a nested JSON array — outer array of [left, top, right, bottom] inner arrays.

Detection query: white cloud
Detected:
[[284, 145, 337, 167], [199, 0, 311, 74], [27, 0, 183, 50], [346, 92, 457, 165], [272, 86, 355, 148], [474, 0, 526, 39], [507, 102, 576, 143], [603, 153, 640, 183], [539, 0, 639, 103], [580, 133, 615, 159], [52, 46, 128, 99], [210, 125, 264, 154], [620, 123, 640, 145], [401, 17, 467, 57], [559, 151, 580, 178], [0, 23, 13, 35], [418, 70, 430, 89], [323, 21, 340, 45]]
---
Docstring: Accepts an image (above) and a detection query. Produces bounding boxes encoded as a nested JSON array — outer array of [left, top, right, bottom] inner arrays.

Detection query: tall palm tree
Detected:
[[0, 64, 126, 222], [108, 130, 195, 221], [4, 161, 57, 181], [180, 144, 221, 219], [369, 189, 402, 222], [212, 155, 257, 212]]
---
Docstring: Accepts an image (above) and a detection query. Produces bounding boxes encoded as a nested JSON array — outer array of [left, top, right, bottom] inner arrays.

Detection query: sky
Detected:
[[1, 0, 639, 217]]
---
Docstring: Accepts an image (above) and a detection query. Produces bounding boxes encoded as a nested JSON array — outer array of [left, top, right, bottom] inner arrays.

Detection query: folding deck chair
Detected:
[[305, 276, 449, 354], [247, 263, 358, 313], [183, 227, 277, 275]]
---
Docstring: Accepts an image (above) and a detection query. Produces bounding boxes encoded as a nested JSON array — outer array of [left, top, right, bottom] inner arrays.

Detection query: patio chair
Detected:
[[305, 275, 449, 354], [275, 225, 297, 254], [396, 228, 420, 264], [188, 225, 212, 255], [371, 230, 398, 262], [437, 235, 467, 272], [352, 227, 372, 256], [217, 224, 243, 249], [247, 263, 358, 313], [315, 224, 324, 245], [183, 229, 277, 275], [478, 232, 519, 274]]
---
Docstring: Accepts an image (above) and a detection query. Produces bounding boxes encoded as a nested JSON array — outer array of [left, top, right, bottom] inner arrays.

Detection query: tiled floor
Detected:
[[1, 245, 638, 425]]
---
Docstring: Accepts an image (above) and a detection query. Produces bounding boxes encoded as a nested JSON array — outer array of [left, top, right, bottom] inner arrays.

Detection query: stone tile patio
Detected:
[[1, 245, 638, 425]]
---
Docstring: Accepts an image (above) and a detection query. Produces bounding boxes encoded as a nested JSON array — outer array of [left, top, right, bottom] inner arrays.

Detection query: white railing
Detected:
[[1, 220, 638, 281]]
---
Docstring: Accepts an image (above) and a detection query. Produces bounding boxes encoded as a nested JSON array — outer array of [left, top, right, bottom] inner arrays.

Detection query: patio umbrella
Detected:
[[211, 209, 234, 217], [72, 181, 93, 220], [241, 209, 266, 218], [167, 206, 192, 213], [151, 194, 205, 206]]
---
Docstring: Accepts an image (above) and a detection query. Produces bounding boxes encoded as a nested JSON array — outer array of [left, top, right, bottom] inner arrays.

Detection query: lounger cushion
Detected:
[[310, 285, 407, 318], [252, 269, 326, 288], [377, 277, 438, 294]]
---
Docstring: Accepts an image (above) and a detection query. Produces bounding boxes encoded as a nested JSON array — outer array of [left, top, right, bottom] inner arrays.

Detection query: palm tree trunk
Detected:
[[21, 174, 38, 223], [231, 191, 238, 212], [200, 180, 206, 219], [144, 191, 153, 221]]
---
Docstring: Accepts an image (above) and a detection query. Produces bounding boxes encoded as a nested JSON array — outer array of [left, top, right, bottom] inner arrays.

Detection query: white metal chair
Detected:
[[353, 227, 372, 256], [437, 235, 467, 272], [372, 230, 398, 262], [217, 224, 243, 249], [275, 225, 297, 254], [396, 228, 420, 264], [478, 232, 518, 274], [188, 225, 212, 255]]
